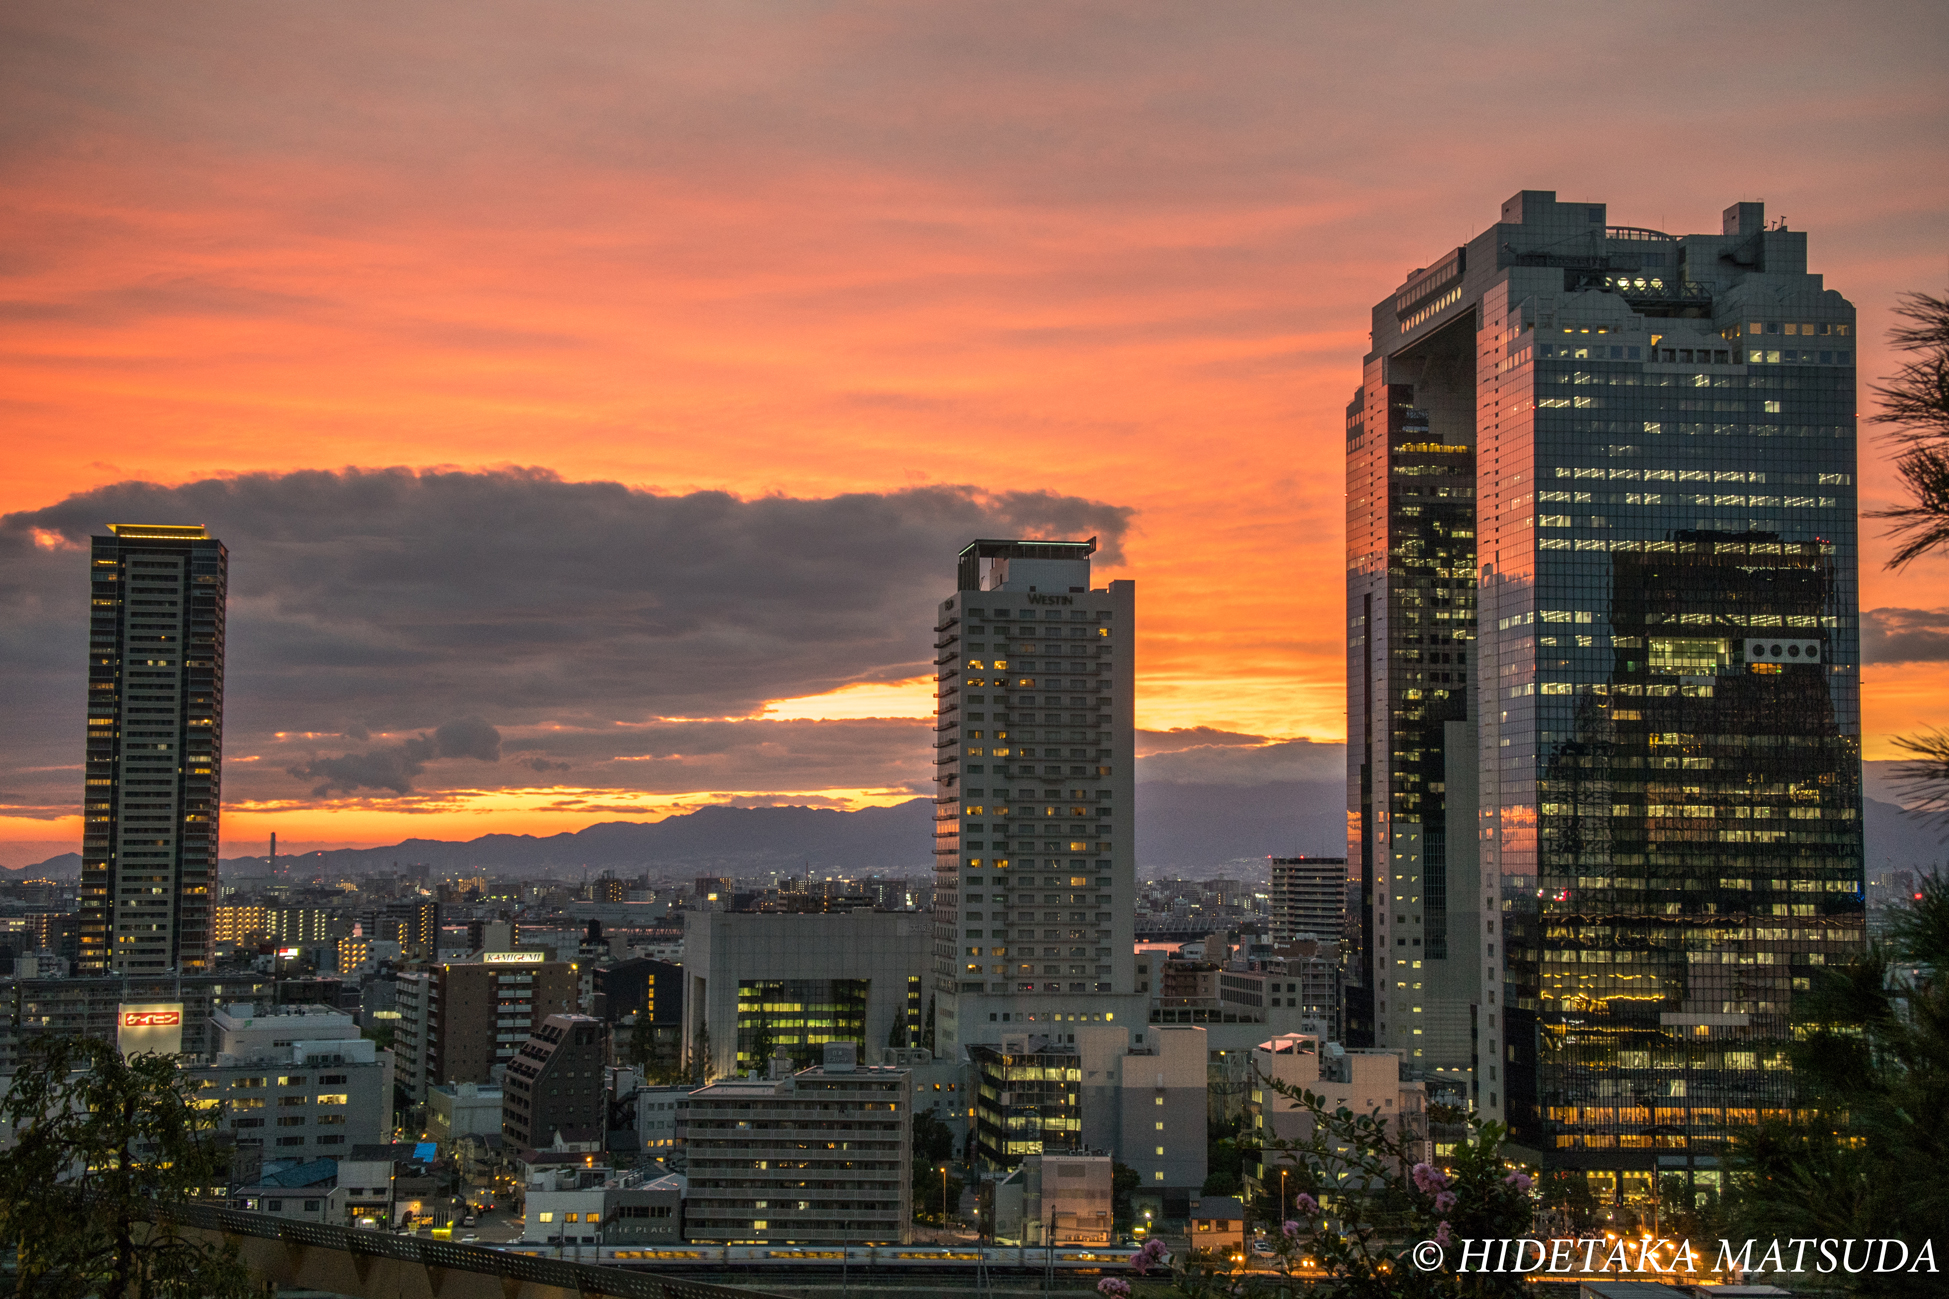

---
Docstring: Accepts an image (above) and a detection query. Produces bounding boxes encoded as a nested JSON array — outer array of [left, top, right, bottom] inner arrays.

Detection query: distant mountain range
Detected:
[[16, 784, 1942, 882]]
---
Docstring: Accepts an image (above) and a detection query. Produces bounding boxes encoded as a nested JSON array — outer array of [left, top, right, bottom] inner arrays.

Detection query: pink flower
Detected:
[[1282, 1220, 1301, 1238], [1434, 1220, 1452, 1246], [1294, 1192, 1319, 1216], [1133, 1238, 1168, 1273], [1504, 1171, 1534, 1193], [1097, 1280, 1132, 1299], [1411, 1162, 1450, 1195], [1433, 1190, 1457, 1214]]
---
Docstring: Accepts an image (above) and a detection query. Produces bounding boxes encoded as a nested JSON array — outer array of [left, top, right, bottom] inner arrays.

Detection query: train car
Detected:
[[514, 1241, 1165, 1273]]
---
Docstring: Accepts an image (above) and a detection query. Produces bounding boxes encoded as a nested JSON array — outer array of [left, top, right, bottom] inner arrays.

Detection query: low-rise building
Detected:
[[428, 1081, 503, 1152], [519, 1165, 683, 1247], [990, 1152, 1114, 1245], [1187, 1196, 1245, 1260], [634, 1084, 691, 1157], [197, 1003, 393, 1161], [336, 1152, 397, 1229], [230, 1157, 345, 1223], [684, 1043, 912, 1244], [1246, 1034, 1426, 1193]]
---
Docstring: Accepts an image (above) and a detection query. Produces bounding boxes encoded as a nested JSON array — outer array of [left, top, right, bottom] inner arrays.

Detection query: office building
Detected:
[[1076, 1023, 1207, 1192], [968, 1034, 1081, 1170], [392, 953, 581, 1102], [366, 899, 439, 961], [930, 538, 1145, 1054], [1345, 369, 1479, 1080], [79, 523, 227, 975], [200, 1003, 393, 1160], [683, 1043, 913, 1244], [1348, 191, 1864, 1201], [503, 1013, 609, 1151], [1269, 856, 1349, 946], [681, 909, 929, 1078]]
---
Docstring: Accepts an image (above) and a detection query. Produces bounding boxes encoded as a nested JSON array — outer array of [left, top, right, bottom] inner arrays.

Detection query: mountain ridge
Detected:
[[14, 786, 1944, 880]]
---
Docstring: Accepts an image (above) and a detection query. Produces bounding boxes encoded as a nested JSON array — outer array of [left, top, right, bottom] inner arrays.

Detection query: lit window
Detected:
[[537, 1212, 554, 1223]]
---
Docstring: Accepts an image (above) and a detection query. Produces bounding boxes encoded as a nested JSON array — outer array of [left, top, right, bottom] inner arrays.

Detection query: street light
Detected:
[[939, 1164, 949, 1228], [1280, 1169, 1288, 1222]]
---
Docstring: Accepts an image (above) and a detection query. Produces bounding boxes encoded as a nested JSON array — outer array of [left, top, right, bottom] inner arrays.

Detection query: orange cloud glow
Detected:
[[3, 2, 1946, 858]]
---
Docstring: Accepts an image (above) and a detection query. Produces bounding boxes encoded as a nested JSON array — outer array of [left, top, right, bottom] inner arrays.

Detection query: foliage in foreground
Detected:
[[1136, 1075, 1534, 1298], [0, 1034, 257, 1299]]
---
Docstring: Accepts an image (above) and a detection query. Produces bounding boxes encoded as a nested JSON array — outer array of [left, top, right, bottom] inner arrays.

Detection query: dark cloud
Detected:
[[287, 715, 501, 796], [1862, 608, 1949, 664], [1136, 737, 1344, 786], [1137, 726, 1270, 756], [0, 469, 1130, 809]]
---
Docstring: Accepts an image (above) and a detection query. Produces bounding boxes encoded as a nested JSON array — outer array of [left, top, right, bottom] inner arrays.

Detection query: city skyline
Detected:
[[3, 4, 1947, 864]]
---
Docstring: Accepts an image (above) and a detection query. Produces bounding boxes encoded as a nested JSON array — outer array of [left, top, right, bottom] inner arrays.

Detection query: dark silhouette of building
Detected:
[[503, 1014, 609, 1150], [79, 523, 227, 975]]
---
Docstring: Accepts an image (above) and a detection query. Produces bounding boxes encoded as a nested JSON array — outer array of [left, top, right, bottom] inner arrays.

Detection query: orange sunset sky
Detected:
[[2, 2, 1947, 866]]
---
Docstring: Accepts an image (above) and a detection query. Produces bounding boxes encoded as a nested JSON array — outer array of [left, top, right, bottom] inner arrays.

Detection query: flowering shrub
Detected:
[[1233, 1073, 1538, 1299]]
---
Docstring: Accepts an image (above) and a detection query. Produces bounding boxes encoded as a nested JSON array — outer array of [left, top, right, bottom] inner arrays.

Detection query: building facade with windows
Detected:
[[929, 539, 1146, 1055], [683, 1046, 912, 1244], [198, 1003, 393, 1160], [503, 1014, 609, 1151], [79, 523, 227, 975], [680, 909, 929, 1079], [1269, 856, 1349, 947], [1348, 190, 1863, 1204], [393, 954, 581, 1102], [968, 1034, 1081, 1171]]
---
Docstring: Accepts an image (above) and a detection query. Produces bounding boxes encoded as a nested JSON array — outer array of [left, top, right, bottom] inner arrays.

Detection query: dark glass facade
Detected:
[[736, 977, 869, 1071], [1347, 339, 1483, 1102], [968, 1040, 1082, 1170], [1349, 192, 1863, 1207], [80, 524, 227, 975]]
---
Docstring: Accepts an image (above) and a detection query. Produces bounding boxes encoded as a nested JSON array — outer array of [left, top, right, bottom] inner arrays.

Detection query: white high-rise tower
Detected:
[[928, 538, 1144, 1054]]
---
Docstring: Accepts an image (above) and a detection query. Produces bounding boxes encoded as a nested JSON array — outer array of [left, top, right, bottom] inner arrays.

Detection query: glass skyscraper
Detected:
[[80, 523, 228, 975], [1348, 192, 1862, 1208]]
